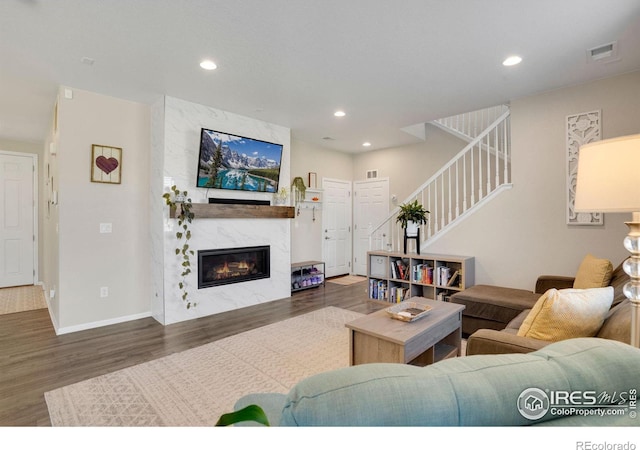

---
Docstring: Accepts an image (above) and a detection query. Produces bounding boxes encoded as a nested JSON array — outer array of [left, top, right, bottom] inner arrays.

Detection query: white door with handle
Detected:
[[0, 152, 36, 288], [353, 178, 389, 276], [322, 178, 352, 278]]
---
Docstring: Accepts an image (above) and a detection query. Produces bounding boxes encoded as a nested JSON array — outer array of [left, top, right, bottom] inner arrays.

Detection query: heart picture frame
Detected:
[[91, 144, 122, 184]]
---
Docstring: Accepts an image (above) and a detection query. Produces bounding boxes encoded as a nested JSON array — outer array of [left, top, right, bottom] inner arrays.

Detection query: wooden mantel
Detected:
[[170, 203, 295, 219]]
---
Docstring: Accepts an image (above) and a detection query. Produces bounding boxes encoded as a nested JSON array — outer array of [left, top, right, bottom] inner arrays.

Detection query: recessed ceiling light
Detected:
[[200, 59, 218, 70], [334, 110, 346, 117], [502, 55, 522, 66], [362, 142, 371, 147]]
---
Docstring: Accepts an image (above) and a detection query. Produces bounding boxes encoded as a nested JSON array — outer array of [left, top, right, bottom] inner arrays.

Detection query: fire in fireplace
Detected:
[[198, 245, 270, 288]]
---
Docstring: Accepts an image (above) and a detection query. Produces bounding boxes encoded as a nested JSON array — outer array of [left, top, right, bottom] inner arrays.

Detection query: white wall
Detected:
[[352, 124, 466, 208], [290, 138, 353, 262], [51, 87, 151, 332], [424, 71, 640, 289]]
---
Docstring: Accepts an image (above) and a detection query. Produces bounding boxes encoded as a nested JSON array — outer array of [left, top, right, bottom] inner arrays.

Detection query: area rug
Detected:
[[0, 285, 47, 316], [45, 306, 363, 426], [326, 275, 367, 286]]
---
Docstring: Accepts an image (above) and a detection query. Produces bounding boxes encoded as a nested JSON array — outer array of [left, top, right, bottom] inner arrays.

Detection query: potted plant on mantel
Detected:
[[396, 199, 429, 238]]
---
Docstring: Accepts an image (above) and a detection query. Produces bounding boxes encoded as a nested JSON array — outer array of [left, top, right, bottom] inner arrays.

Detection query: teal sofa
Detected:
[[234, 338, 640, 426]]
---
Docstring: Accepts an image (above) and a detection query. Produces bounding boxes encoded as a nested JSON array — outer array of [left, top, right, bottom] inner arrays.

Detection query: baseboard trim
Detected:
[[55, 311, 152, 335]]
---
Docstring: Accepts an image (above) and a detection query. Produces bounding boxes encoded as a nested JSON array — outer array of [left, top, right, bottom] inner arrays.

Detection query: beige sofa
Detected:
[[465, 262, 631, 355]]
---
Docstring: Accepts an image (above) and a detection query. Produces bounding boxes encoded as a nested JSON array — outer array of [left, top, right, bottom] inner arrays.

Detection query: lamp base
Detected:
[[623, 212, 640, 348], [631, 301, 640, 348]]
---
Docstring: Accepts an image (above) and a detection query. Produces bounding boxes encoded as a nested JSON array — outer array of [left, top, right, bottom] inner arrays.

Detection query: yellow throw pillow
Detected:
[[517, 287, 614, 342], [573, 254, 613, 289]]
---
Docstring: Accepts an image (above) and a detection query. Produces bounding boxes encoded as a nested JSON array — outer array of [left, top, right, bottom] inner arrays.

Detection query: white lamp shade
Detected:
[[575, 134, 640, 213]]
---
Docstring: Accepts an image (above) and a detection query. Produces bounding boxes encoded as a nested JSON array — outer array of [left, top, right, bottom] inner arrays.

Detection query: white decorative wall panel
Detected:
[[151, 96, 291, 325], [566, 110, 602, 225]]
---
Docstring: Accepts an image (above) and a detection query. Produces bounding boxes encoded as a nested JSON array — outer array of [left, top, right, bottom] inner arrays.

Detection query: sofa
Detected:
[[463, 258, 632, 355], [449, 257, 628, 337], [233, 338, 640, 426], [466, 295, 631, 355]]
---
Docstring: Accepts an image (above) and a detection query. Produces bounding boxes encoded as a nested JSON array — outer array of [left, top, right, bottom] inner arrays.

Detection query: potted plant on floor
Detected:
[[396, 199, 429, 237]]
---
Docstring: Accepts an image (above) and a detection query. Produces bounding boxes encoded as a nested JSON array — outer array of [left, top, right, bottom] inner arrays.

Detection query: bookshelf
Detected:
[[367, 251, 474, 303]]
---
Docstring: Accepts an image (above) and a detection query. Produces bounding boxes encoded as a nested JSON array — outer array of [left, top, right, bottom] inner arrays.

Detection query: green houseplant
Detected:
[[291, 176, 307, 215], [396, 199, 429, 237], [163, 185, 196, 309], [291, 176, 306, 204]]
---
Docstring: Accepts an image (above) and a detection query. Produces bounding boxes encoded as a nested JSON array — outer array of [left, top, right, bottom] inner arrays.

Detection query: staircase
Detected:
[[369, 105, 512, 252]]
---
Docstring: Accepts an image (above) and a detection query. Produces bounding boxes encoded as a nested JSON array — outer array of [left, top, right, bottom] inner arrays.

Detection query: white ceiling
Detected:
[[1, 0, 640, 153]]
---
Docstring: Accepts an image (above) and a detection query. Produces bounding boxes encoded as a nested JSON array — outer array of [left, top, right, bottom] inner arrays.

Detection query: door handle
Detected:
[[325, 236, 330, 240]]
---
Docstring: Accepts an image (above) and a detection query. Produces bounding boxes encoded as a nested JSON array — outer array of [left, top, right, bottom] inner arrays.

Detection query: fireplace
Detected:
[[198, 245, 270, 288]]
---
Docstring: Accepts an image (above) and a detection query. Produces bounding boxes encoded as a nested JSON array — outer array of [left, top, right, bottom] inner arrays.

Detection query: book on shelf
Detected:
[[390, 286, 409, 303], [447, 270, 460, 287], [435, 266, 451, 285], [394, 259, 410, 280], [370, 279, 388, 300]]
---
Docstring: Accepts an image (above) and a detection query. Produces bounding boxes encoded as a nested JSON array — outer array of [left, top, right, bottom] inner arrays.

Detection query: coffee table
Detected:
[[345, 297, 465, 366]]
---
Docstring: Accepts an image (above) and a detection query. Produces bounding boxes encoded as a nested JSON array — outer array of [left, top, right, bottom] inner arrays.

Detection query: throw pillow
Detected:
[[517, 287, 614, 342], [573, 254, 613, 289]]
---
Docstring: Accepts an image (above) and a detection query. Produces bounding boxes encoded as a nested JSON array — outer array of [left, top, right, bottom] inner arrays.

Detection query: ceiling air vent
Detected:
[[587, 41, 618, 63], [366, 169, 378, 179]]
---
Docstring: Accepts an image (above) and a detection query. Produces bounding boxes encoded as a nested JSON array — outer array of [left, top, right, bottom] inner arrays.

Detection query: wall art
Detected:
[[91, 144, 122, 184], [566, 110, 602, 225]]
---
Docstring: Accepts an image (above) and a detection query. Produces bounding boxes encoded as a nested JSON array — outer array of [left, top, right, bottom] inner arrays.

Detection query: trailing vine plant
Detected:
[[163, 185, 196, 309]]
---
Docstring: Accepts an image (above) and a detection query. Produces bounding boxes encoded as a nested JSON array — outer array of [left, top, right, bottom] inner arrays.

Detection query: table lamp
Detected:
[[574, 134, 640, 348]]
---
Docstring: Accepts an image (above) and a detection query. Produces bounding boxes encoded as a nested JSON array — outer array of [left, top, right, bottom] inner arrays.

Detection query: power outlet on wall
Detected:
[[100, 287, 109, 298]]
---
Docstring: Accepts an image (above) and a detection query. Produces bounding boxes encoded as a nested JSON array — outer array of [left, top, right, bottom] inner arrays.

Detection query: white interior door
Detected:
[[353, 179, 389, 275], [322, 178, 352, 278], [0, 152, 36, 288]]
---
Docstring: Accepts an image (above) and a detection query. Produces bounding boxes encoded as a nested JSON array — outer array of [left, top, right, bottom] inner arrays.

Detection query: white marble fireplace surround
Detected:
[[151, 96, 291, 325]]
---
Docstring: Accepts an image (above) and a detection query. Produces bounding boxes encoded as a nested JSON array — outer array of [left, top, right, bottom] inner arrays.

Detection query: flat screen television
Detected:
[[196, 128, 283, 193]]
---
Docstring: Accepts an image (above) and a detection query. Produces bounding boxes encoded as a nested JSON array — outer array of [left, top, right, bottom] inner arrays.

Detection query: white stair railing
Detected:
[[369, 106, 511, 252], [432, 104, 510, 142]]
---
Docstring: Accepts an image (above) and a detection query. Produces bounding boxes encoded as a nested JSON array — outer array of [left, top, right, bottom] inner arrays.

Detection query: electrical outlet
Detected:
[[100, 287, 109, 298], [100, 223, 112, 233]]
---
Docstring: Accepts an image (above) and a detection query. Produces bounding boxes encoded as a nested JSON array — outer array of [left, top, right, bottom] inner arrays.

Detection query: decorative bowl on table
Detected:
[[385, 301, 432, 322]]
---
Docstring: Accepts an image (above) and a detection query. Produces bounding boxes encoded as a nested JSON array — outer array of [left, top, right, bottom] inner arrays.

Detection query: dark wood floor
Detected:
[[0, 279, 382, 426]]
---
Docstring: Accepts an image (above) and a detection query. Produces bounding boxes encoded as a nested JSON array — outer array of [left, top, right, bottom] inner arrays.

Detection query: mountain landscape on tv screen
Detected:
[[197, 130, 282, 192]]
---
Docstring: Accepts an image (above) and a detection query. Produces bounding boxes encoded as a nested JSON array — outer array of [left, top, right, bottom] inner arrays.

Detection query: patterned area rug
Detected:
[[326, 275, 367, 286], [45, 306, 363, 426], [0, 285, 47, 315]]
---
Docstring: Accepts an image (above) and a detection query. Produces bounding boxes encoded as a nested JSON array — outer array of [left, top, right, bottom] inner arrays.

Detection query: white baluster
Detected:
[[447, 167, 452, 224], [487, 130, 492, 194], [495, 123, 500, 188], [479, 140, 483, 199], [470, 145, 475, 206], [455, 159, 460, 217]]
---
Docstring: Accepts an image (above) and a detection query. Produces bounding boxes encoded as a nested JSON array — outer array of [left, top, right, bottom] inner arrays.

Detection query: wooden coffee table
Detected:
[[345, 297, 465, 366]]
